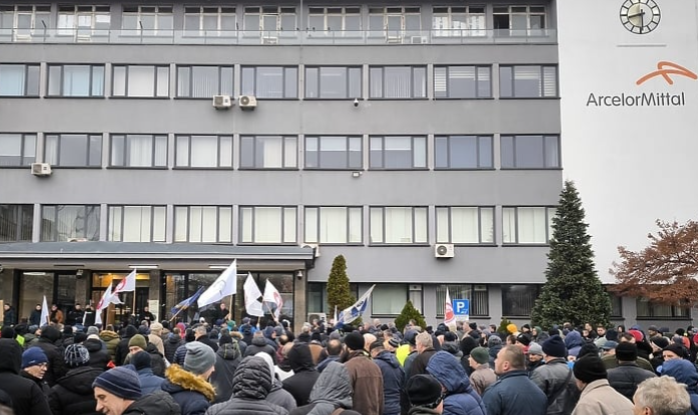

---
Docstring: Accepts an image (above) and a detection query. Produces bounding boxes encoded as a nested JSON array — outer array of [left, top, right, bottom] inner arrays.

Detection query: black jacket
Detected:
[[282, 343, 320, 407], [408, 348, 436, 378], [244, 336, 277, 363], [115, 326, 138, 366], [607, 362, 657, 401], [49, 365, 104, 415], [30, 309, 43, 326], [21, 370, 52, 395], [211, 343, 242, 404], [164, 335, 184, 363], [0, 338, 52, 415], [83, 338, 111, 371], [31, 326, 67, 387], [373, 351, 404, 415], [161, 364, 216, 415], [66, 309, 85, 327], [124, 390, 181, 415], [197, 336, 219, 352], [289, 360, 354, 415], [123, 343, 167, 377], [3, 307, 16, 326]]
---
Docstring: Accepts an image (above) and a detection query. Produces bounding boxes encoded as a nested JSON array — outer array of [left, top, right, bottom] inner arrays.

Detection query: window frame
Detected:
[[432, 6, 486, 37], [57, 5, 111, 37], [183, 6, 236, 35], [111, 64, 170, 98], [304, 135, 363, 170], [0, 133, 36, 167], [44, 133, 103, 168], [371, 284, 409, 316], [499, 65, 558, 98], [0, 63, 40, 97], [435, 206, 495, 245], [243, 6, 297, 31], [636, 298, 690, 319], [176, 65, 234, 99], [434, 135, 493, 169], [239, 206, 298, 245], [304, 206, 363, 245], [109, 134, 168, 168], [304, 66, 362, 100], [307, 7, 362, 33], [107, 205, 167, 243], [502, 206, 556, 245], [369, 135, 427, 170], [493, 5, 547, 36], [500, 134, 561, 169], [501, 284, 542, 317], [434, 65, 492, 99], [1, 5, 51, 37], [121, 5, 173, 36], [369, 206, 429, 245], [435, 284, 489, 317], [40, 204, 100, 242], [47, 64, 106, 98], [0, 204, 34, 242], [240, 66, 298, 100], [369, 65, 427, 99], [239, 135, 298, 170], [174, 205, 233, 243], [175, 134, 234, 169]]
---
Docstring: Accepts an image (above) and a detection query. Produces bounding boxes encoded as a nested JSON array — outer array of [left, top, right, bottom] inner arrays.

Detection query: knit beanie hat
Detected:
[[86, 326, 100, 336], [516, 333, 531, 346], [344, 331, 365, 351], [131, 351, 152, 371], [64, 344, 90, 367], [577, 342, 600, 360], [652, 337, 669, 349], [128, 334, 148, 351], [573, 355, 607, 384], [664, 343, 687, 359], [469, 322, 478, 330], [184, 342, 216, 375], [219, 333, 233, 345], [470, 347, 489, 364], [542, 335, 567, 358], [628, 329, 644, 343], [150, 322, 163, 333], [22, 347, 48, 369], [506, 324, 518, 334], [92, 366, 142, 400], [74, 332, 87, 344], [615, 342, 638, 361], [406, 374, 443, 408], [528, 342, 544, 356], [606, 329, 619, 342]]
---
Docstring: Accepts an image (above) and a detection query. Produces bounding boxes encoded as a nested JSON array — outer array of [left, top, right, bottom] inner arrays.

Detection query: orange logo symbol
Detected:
[[636, 61, 698, 85]]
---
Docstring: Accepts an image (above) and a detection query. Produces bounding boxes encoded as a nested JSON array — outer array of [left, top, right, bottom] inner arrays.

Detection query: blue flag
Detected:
[[171, 286, 205, 316]]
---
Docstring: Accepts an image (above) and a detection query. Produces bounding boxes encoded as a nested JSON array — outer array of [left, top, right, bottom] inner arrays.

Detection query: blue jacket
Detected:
[[426, 351, 486, 415], [482, 370, 546, 415], [662, 359, 698, 415], [137, 367, 165, 395], [374, 351, 404, 415]]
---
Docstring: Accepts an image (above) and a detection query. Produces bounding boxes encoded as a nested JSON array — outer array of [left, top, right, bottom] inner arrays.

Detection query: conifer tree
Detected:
[[394, 300, 427, 332], [327, 255, 356, 315]]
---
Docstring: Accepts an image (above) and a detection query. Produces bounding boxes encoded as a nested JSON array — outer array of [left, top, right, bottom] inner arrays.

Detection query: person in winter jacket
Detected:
[[0, 338, 51, 415], [93, 365, 181, 415], [487, 336, 503, 368], [131, 351, 165, 394], [405, 374, 445, 415], [370, 341, 404, 415], [342, 331, 384, 415], [2, 304, 16, 327], [607, 342, 656, 401], [245, 331, 277, 362], [282, 342, 320, 406], [632, 376, 690, 415], [483, 345, 547, 415], [49, 305, 64, 325], [468, 347, 496, 397], [162, 342, 216, 415], [29, 325, 66, 387], [165, 330, 184, 363], [205, 356, 289, 415], [115, 326, 138, 366], [99, 327, 120, 363], [571, 355, 633, 415], [564, 331, 584, 359], [210, 334, 242, 404], [530, 335, 579, 415], [124, 334, 167, 377], [149, 322, 166, 356], [21, 347, 51, 395], [289, 361, 362, 415], [460, 336, 479, 376], [661, 359, 698, 414], [84, 334, 111, 371], [256, 352, 297, 411], [48, 344, 103, 415], [29, 304, 43, 326], [426, 351, 486, 415]]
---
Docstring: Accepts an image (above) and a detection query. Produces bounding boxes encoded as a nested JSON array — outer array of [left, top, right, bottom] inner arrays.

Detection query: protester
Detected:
[[93, 366, 180, 415], [210, 334, 242, 404], [426, 351, 486, 415], [0, 338, 51, 415], [405, 374, 445, 415], [162, 342, 216, 415], [48, 344, 103, 415], [29, 325, 65, 387], [131, 351, 165, 395], [632, 376, 690, 415], [342, 331, 384, 415], [20, 348, 51, 395], [282, 342, 320, 406], [256, 352, 297, 411], [468, 347, 496, 397], [531, 335, 578, 415], [607, 342, 656, 400], [571, 355, 633, 415]]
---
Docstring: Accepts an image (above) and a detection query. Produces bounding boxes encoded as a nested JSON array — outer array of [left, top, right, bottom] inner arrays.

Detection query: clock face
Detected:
[[620, 0, 661, 34]]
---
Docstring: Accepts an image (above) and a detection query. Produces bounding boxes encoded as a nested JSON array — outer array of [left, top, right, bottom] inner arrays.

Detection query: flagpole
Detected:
[[263, 301, 279, 325]]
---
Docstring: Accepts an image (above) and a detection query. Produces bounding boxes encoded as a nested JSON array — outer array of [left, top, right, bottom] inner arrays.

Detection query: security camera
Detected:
[[353, 98, 359, 107]]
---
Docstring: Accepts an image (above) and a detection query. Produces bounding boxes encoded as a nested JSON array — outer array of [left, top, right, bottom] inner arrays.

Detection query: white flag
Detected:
[[338, 285, 376, 325], [113, 269, 137, 295], [198, 260, 237, 308], [263, 280, 283, 319], [444, 287, 456, 328], [40, 295, 49, 326], [244, 273, 265, 317]]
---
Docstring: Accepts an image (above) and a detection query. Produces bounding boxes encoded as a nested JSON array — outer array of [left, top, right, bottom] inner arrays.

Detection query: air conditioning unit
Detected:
[[301, 243, 321, 258], [434, 243, 455, 258], [212, 94, 233, 109], [307, 312, 327, 323], [410, 36, 427, 44], [238, 95, 257, 110], [31, 163, 52, 177]]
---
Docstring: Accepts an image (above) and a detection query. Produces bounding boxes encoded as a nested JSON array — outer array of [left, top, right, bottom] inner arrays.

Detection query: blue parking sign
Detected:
[[452, 299, 470, 318]]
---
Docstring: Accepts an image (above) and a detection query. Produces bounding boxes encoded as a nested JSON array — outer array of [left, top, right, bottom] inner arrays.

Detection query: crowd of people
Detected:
[[1, 306, 698, 415]]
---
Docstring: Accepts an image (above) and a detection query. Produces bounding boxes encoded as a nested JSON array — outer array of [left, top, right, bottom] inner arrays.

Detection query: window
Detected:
[[372, 284, 408, 315], [308, 282, 359, 313], [57, 5, 111, 37], [305, 207, 362, 244], [0, 134, 36, 166], [41, 205, 100, 242], [305, 136, 362, 169], [369, 66, 427, 99], [307, 7, 361, 33], [184, 6, 236, 35], [636, 298, 690, 318], [305, 66, 362, 99], [0, 204, 33, 241], [174, 206, 232, 243], [436, 284, 489, 317], [501, 135, 560, 169], [0, 64, 40, 97], [241, 67, 298, 99], [45, 134, 102, 167], [432, 6, 486, 37], [240, 206, 297, 244], [112, 65, 170, 98], [110, 134, 167, 167], [240, 136, 297, 169], [369, 136, 427, 169], [370, 207, 428, 244], [500, 65, 557, 98], [176, 66, 233, 98], [176, 135, 233, 168], [502, 207, 556, 244], [368, 7, 421, 38], [434, 66, 491, 98], [243, 6, 296, 31], [436, 207, 494, 244], [0, 5, 50, 38], [108, 205, 166, 242], [121, 6, 173, 36], [435, 135, 493, 169], [48, 65, 105, 97], [493, 6, 546, 36], [609, 292, 623, 318], [502, 284, 541, 316]]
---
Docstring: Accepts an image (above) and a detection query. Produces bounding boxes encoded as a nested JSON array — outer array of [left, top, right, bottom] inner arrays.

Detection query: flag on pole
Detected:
[[198, 260, 237, 308], [337, 285, 376, 325], [113, 269, 137, 296], [333, 305, 338, 325], [244, 273, 264, 317], [263, 280, 284, 319], [40, 295, 49, 326], [444, 287, 456, 329], [171, 287, 205, 316]]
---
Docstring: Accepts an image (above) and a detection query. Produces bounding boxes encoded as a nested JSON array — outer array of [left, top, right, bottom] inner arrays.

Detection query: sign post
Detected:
[[452, 299, 470, 321]]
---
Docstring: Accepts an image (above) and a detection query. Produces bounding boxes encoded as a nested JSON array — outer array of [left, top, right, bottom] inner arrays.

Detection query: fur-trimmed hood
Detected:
[[163, 364, 216, 402]]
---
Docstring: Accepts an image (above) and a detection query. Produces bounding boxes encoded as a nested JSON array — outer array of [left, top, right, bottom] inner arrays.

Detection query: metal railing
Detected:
[[0, 28, 557, 45]]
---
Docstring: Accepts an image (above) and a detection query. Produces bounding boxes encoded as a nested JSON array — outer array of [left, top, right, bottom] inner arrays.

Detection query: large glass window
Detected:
[[369, 66, 427, 99], [19, 272, 54, 324], [502, 207, 556, 244], [0, 133, 36, 166], [493, 6, 546, 36], [176, 135, 233, 168], [48, 65, 105, 97], [0, 204, 33, 242], [368, 7, 421, 40], [110, 134, 167, 168], [636, 298, 690, 318], [436, 284, 489, 317], [243, 6, 296, 31], [241, 66, 298, 99], [174, 206, 232, 243], [432, 6, 486, 37], [176, 66, 234, 98], [240, 135, 297, 169], [305, 136, 362, 169], [112, 65, 170, 98], [372, 284, 407, 315], [108, 205, 166, 242], [307, 7, 361, 33], [0, 5, 50, 38], [305, 207, 362, 244], [41, 205, 100, 241], [501, 135, 560, 169], [45, 134, 102, 167], [502, 284, 541, 316], [57, 5, 111, 37], [240, 206, 297, 244], [0, 64, 40, 97], [434, 66, 491, 99], [435, 135, 493, 169], [184, 6, 236, 35], [369, 136, 427, 169], [436, 207, 494, 244], [307, 282, 359, 314], [370, 207, 427, 244], [500, 65, 557, 98], [305, 67, 362, 99], [121, 6, 173, 36]]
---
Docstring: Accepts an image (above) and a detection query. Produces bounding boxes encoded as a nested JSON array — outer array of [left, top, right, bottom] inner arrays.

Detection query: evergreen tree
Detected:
[[327, 255, 356, 315], [530, 180, 612, 328], [394, 300, 427, 332]]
